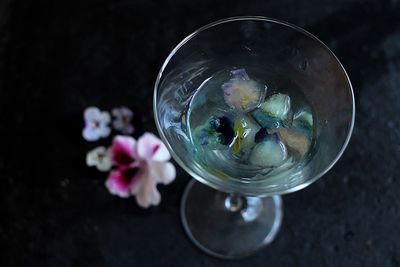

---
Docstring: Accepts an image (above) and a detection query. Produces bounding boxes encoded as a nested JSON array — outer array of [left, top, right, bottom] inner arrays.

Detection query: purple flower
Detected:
[[82, 107, 111, 141], [112, 106, 135, 135]]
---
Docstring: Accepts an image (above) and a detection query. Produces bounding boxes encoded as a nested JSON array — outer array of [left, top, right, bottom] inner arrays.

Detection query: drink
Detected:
[[154, 17, 354, 258], [185, 67, 315, 181]]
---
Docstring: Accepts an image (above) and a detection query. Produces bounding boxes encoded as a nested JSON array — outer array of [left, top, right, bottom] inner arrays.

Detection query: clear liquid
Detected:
[[184, 66, 316, 181]]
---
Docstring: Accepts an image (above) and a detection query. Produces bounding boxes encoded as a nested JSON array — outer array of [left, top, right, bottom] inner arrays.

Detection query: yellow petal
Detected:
[[232, 119, 246, 154]]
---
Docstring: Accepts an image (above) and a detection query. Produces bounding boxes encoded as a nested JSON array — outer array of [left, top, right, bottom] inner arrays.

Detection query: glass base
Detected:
[[181, 180, 283, 259]]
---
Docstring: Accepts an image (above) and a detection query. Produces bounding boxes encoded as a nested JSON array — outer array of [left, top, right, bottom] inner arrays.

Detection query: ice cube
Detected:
[[260, 93, 291, 120], [231, 115, 261, 154], [278, 128, 310, 156], [193, 125, 222, 149], [251, 109, 283, 129], [249, 134, 287, 167], [222, 69, 264, 111], [293, 110, 313, 131], [193, 115, 234, 149]]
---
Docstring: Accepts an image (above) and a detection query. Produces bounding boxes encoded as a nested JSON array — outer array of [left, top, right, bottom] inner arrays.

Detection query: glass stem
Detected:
[[224, 193, 245, 212], [224, 193, 265, 222]]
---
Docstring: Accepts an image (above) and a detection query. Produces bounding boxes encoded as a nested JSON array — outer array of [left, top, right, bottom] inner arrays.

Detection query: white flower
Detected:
[[112, 106, 134, 135], [86, 146, 112, 172], [82, 107, 111, 141]]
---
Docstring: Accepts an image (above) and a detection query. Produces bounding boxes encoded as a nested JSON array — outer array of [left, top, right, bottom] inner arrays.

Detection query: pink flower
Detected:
[[105, 134, 176, 208]]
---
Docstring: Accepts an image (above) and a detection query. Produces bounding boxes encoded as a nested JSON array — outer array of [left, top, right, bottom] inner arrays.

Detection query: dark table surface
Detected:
[[1, 0, 400, 266]]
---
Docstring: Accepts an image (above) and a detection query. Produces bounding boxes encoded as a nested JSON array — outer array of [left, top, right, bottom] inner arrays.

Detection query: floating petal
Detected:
[[193, 116, 234, 149], [231, 68, 250, 80], [232, 116, 261, 154]]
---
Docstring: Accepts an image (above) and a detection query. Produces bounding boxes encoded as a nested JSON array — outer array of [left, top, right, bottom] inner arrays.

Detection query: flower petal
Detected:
[[100, 111, 111, 124], [112, 119, 124, 131], [134, 169, 161, 208], [112, 108, 122, 118], [110, 135, 137, 166], [98, 157, 112, 172], [137, 133, 170, 162], [82, 127, 100, 141], [84, 107, 101, 121], [120, 106, 133, 117], [86, 148, 101, 167], [112, 106, 133, 118], [121, 125, 135, 135], [150, 161, 176, 185], [112, 120, 134, 134], [105, 169, 131, 198], [98, 126, 111, 138], [105, 166, 142, 198], [112, 107, 134, 134], [231, 68, 250, 80]]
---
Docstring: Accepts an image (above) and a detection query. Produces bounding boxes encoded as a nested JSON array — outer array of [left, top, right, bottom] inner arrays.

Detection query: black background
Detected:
[[1, 0, 400, 266]]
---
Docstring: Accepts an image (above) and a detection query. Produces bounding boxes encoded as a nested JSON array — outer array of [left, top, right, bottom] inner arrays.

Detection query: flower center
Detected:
[[122, 116, 130, 124], [96, 153, 105, 161], [91, 120, 100, 129], [114, 152, 134, 165], [121, 167, 140, 184]]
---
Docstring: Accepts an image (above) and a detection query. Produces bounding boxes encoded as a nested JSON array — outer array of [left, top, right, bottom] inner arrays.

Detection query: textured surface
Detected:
[[1, 0, 400, 266]]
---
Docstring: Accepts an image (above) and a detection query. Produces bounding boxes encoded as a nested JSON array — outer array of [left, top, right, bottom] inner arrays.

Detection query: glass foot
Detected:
[[181, 180, 283, 259]]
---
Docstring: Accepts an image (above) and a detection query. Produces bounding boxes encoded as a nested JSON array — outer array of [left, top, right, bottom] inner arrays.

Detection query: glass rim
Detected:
[[153, 16, 356, 196]]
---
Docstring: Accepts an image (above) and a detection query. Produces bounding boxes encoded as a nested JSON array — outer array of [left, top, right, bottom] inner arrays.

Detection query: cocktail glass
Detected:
[[153, 17, 355, 259]]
